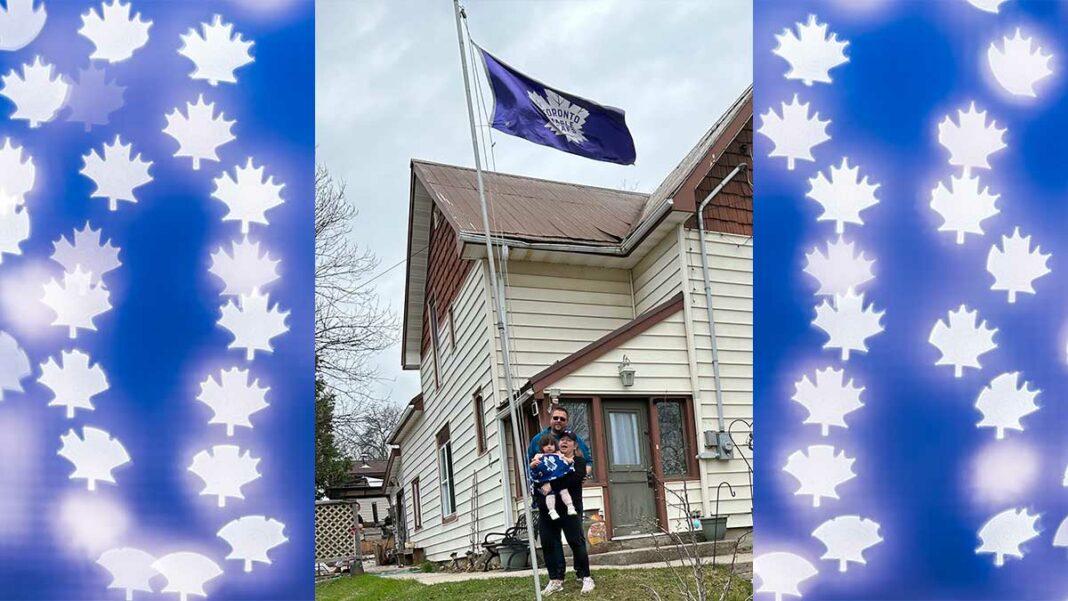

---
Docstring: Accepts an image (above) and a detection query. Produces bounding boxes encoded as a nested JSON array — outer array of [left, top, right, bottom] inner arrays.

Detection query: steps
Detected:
[[546, 529, 752, 572]]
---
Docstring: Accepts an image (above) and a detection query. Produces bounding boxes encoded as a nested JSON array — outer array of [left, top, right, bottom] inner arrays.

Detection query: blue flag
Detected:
[[477, 46, 636, 165]]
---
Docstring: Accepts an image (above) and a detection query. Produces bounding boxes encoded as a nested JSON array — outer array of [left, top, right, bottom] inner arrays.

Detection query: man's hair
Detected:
[[537, 433, 558, 451], [549, 404, 569, 418]]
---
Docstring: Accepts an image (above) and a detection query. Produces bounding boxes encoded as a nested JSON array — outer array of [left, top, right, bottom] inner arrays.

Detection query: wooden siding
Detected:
[[421, 208, 475, 355], [633, 231, 684, 315], [687, 118, 753, 236]]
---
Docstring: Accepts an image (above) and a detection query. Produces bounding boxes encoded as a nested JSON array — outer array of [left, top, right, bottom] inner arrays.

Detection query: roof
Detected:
[[412, 160, 649, 245], [349, 459, 387, 477], [385, 394, 424, 445]]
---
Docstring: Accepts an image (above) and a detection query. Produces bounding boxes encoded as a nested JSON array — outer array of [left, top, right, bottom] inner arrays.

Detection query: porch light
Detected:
[[618, 355, 635, 387]]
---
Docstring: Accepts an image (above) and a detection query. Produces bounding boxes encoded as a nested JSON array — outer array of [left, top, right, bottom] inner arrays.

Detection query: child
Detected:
[[529, 433, 577, 520]]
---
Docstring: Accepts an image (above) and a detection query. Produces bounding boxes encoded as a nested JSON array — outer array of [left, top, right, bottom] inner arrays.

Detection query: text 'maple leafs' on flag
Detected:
[[477, 45, 636, 165]]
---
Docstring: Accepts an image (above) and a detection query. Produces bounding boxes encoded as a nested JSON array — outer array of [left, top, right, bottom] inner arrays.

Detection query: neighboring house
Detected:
[[386, 87, 753, 562], [325, 459, 390, 527]]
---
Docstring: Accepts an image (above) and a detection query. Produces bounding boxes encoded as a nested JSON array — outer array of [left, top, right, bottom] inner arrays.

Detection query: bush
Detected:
[[418, 560, 436, 573]]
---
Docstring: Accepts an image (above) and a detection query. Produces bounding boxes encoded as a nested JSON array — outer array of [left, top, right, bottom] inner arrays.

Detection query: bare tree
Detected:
[[347, 400, 402, 460]]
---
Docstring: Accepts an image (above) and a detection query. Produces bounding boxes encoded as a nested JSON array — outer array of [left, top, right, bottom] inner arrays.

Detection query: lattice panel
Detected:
[[315, 501, 358, 563]]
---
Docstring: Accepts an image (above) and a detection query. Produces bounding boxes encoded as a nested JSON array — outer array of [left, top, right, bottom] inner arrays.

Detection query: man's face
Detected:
[[550, 410, 568, 433]]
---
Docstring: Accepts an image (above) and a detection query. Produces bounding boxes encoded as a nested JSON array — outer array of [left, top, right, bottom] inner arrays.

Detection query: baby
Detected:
[[529, 434, 577, 520]]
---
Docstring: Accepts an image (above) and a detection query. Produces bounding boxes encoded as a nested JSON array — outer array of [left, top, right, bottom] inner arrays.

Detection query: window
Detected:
[[437, 424, 456, 517], [438, 310, 451, 362], [448, 306, 456, 348], [428, 298, 440, 387], [473, 391, 487, 455], [656, 399, 692, 477], [412, 478, 422, 529], [561, 400, 596, 479]]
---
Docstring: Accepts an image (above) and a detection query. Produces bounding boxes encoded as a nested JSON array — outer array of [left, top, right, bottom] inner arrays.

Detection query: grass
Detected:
[[316, 566, 752, 601]]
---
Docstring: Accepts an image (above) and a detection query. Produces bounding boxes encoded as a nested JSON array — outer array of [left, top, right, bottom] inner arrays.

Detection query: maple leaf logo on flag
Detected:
[[930, 173, 999, 245], [988, 29, 1052, 98], [179, 14, 255, 86], [163, 95, 236, 170], [758, 94, 830, 170], [209, 238, 280, 297], [976, 508, 1039, 566], [804, 237, 874, 297], [812, 290, 885, 360], [753, 551, 818, 601], [929, 304, 998, 378], [975, 372, 1039, 440], [812, 515, 883, 572], [0, 137, 36, 210], [528, 89, 590, 145], [218, 290, 290, 360], [197, 368, 270, 436], [41, 266, 113, 339], [63, 65, 126, 131], [217, 515, 288, 572], [938, 103, 1006, 175], [773, 14, 849, 86], [51, 222, 122, 285], [784, 444, 856, 507], [96, 547, 158, 601], [39, 349, 110, 419], [189, 445, 261, 507], [58, 426, 131, 491], [151, 552, 222, 601], [807, 158, 880, 234], [212, 159, 286, 234], [81, 135, 154, 212], [792, 367, 865, 436], [78, 0, 152, 64], [0, 57, 70, 128], [0, 0, 45, 51], [986, 228, 1050, 303], [0, 205, 29, 263], [0, 331, 31, 401]]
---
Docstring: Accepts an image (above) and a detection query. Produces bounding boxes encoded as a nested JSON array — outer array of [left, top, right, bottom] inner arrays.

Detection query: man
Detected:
[[526, 405, 593, 478]]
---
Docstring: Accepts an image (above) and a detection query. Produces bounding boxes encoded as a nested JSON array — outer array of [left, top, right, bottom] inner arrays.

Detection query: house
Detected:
[[324, 458, 391, 527], [386, 87, 753, 562]]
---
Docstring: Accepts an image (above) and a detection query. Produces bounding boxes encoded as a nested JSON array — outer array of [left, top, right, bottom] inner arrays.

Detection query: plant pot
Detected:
[[699, 516, 728, 541], [499, 542, 530, 571]]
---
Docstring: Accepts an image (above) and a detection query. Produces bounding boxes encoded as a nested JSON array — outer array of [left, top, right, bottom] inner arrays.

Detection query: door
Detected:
[[603, 400, 657, 537], [395, 489, 407, 547]]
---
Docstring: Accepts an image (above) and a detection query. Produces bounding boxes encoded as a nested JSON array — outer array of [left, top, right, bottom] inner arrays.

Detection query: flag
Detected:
[[477, 45, 636, 165]]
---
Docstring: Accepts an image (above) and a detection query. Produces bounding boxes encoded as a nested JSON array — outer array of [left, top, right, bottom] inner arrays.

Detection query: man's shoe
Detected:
[[542, 580, 564, 596], [581, 577, 595, 594]]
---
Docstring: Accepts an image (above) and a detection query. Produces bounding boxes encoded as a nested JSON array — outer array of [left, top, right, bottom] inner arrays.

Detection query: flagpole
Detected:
[[452, 2, 544, 599]]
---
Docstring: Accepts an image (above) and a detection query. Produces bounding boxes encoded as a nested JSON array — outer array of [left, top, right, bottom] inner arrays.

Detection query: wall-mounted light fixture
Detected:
[[618, 355, 635, 387]]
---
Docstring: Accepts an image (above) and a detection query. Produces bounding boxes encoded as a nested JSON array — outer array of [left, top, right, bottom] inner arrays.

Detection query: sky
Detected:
[[315, 0, 752, 409]]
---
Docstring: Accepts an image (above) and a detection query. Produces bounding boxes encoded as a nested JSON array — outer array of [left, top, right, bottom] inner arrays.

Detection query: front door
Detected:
[[603, 400, 657, 537]]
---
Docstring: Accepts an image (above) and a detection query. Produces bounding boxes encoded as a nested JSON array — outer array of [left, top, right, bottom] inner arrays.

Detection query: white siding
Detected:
[[632, 231, 683, 313], [355, 495, 389, 525]]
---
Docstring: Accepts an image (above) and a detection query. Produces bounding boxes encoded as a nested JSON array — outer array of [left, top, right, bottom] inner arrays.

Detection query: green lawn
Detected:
[[316, 567, 752, 601]]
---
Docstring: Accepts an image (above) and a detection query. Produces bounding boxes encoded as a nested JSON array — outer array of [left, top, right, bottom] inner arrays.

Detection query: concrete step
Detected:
[[586, 539, 752, 567], [556, 528, 750, 558]]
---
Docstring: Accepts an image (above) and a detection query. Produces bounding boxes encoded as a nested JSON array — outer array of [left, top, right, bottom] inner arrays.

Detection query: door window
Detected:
[[608, 411, 641, 466]]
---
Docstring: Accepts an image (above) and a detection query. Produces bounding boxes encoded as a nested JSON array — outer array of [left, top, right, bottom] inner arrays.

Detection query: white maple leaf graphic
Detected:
[[51, 222, 122, 285], [41, 266, 112, 339], [753, 551, 818, 601], [988, 29, 1052, 98], [812, 290, 884, 361], [773, 14, 849, 86], [976, 508, 1039, 566], [0, 0, 46, 51], [929, 305, 998, 378], [212, 159, 286, 234], [179, 14, 255, 86], [217, 515, 287, 572], [0, 205, 29, 263], [218, 290, 290, 361], [1052, 516, 1068, 555], [58, 426, 131, 491], [784, 445, 856, 507], [79, 0, 152, 64], [0, 57, 70, 128], [966, 0, 1009, 13], [0, 137, 36, 210], [804, 237, 874, 297], [189, 444, 261, 507], [758, 94, 830, 170], [528, 88, 589, 144], [812, 515, 883, 572], [209, 237, 280, 296], [938, 103, 1006, 175], [807, 158, 880, 234], [163, 95, 236, 170], [197, 367, 269, 436], [929, 173, 999, 244], [96, 547, 158, 601], [151, 552, 222, 601], [0, 331, 31, 400], [39, 349, 109, 419], [792, 367, 864, 436], [81, 135, 154, 212], [62, 65, 126, 131], [975, 372, 1039, 440], [986, 228, 1050, 303]]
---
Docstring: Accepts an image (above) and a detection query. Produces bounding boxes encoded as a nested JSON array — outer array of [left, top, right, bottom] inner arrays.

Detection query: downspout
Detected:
[[695, 162, 748, 460]]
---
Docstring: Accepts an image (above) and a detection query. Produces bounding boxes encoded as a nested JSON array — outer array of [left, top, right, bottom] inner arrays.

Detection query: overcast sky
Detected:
[[316, 0, 752, 409]]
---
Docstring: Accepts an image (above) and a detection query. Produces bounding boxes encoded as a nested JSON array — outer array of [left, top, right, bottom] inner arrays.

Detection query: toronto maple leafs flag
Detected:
[[477, 46, 636, 165], [755, 2, 1068, 600]]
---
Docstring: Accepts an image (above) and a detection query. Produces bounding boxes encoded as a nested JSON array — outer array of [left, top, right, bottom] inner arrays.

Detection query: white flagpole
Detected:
[[452, 2, 544, 599]]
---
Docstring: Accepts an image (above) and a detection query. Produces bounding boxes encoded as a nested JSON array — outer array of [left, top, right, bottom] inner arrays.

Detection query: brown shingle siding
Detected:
[[421, 212, 474, 356], [687, 117, 753, 236]]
